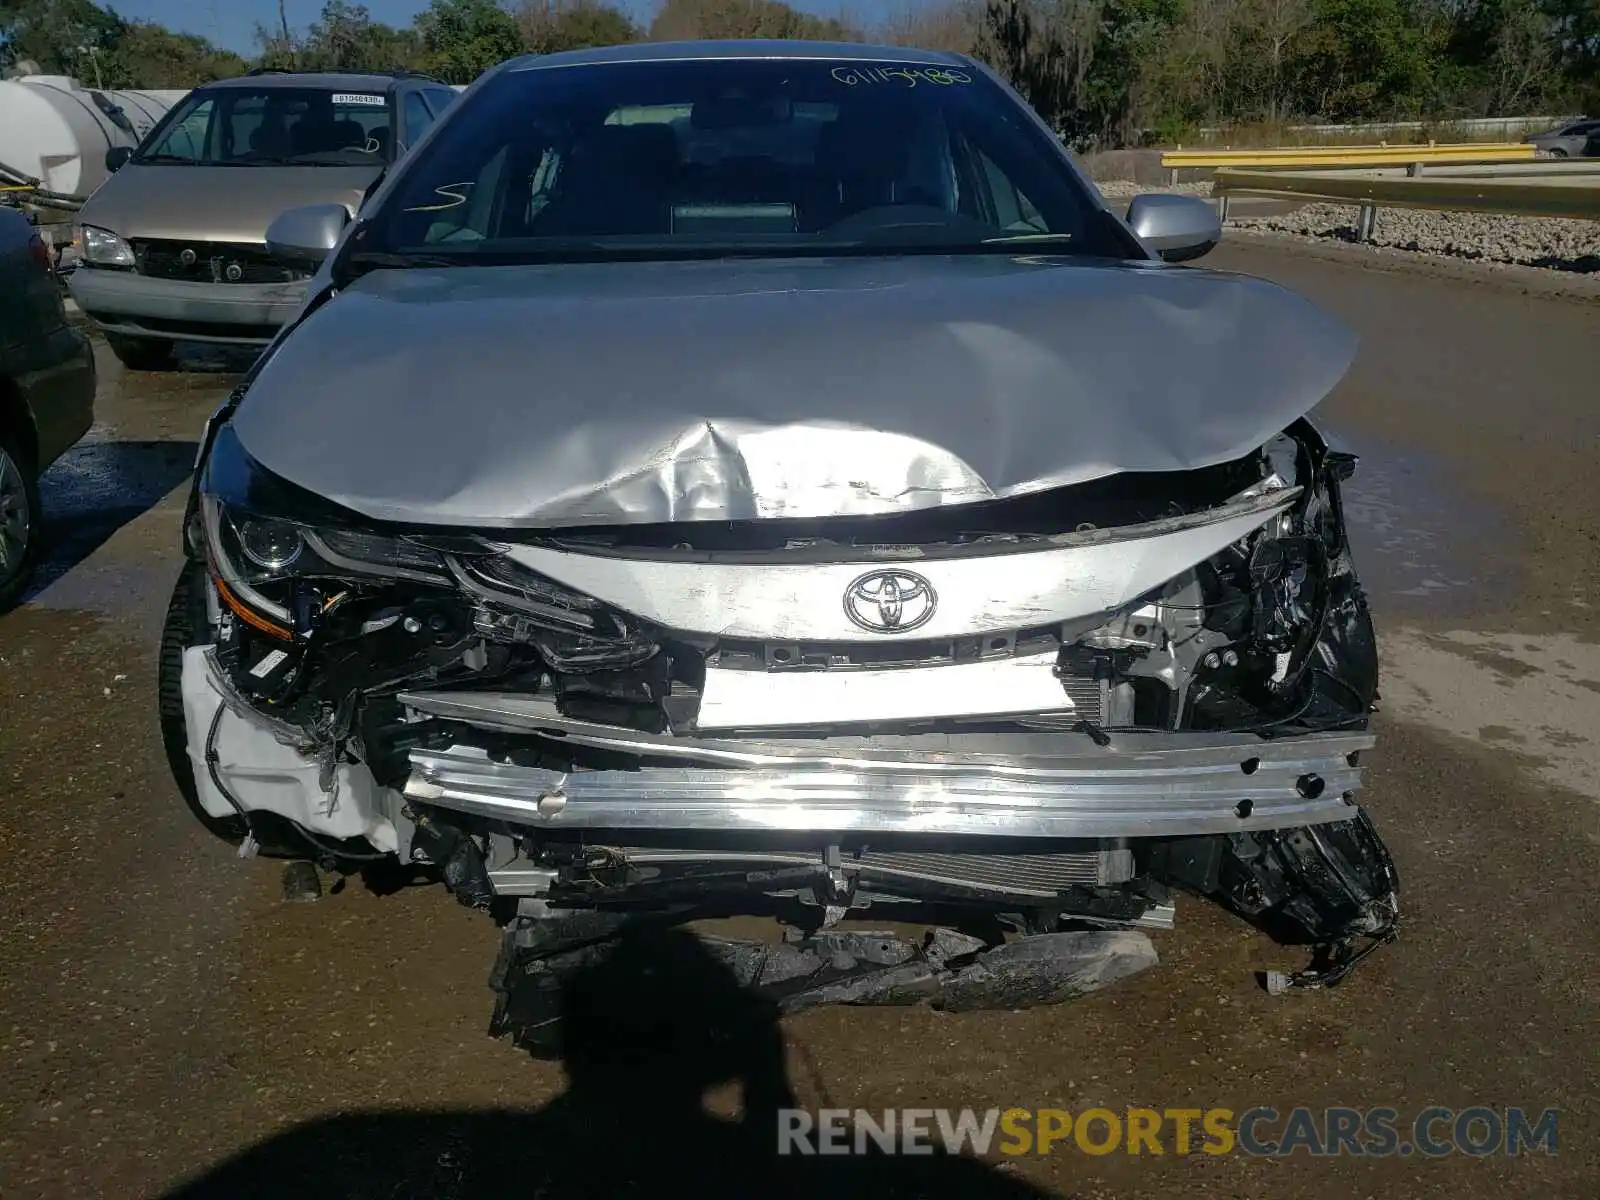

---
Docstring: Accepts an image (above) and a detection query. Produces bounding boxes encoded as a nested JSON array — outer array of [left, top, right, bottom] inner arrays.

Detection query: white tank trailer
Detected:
[[0, 74, 188, 228]]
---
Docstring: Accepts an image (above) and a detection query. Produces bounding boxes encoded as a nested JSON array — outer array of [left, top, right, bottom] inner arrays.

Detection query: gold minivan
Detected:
[[70, 69, 457, 370]]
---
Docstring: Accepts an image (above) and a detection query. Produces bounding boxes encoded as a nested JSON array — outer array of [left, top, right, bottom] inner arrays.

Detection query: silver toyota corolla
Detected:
[[162, 40, 1398, 1045]]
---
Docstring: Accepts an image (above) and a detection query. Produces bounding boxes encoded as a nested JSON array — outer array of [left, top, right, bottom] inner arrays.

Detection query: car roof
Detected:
[[505, 39, 973, 73], [198, 71, 426, 93]]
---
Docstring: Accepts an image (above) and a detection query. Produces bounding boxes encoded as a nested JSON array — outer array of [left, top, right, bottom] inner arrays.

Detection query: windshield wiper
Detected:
[[134, 153, 200, 164], [980, 232, 1075, 245], [282, 155, 376, 166], [342, 250, 470, 278], [340, 237, 1089, 278]]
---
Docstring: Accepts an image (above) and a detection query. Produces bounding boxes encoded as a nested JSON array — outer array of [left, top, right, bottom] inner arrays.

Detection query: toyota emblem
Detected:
[[843, 569, 937, 633]]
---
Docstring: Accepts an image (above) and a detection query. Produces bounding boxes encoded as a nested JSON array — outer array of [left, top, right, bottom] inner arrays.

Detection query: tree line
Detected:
[[1, 0, 1595, 146]]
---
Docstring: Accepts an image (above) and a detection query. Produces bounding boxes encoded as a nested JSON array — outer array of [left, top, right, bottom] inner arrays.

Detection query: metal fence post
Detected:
[[1217, 193, 1230, 222], [1356, 204, 1377, 242]]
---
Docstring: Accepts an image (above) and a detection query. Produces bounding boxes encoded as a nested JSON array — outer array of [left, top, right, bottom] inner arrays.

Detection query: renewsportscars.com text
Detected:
[[777, 1106, 1559, 1158]]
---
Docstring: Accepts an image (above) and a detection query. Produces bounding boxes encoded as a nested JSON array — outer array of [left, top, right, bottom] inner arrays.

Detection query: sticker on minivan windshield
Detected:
[[332, 93, 386, 105]]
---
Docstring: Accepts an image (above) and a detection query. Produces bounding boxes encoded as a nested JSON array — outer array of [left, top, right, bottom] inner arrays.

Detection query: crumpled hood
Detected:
[[231, 253, 1356, 528]]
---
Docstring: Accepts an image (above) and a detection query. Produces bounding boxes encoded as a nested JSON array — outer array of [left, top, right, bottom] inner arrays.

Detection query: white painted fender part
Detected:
[[180, 646, 400, 853]]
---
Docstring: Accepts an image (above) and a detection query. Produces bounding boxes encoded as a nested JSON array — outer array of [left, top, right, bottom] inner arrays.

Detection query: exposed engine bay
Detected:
[[162, 410, 1399, 1035]]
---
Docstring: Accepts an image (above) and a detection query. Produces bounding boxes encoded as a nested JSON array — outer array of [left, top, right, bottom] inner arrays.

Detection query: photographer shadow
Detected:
[[161, 924, 1057, 1199]]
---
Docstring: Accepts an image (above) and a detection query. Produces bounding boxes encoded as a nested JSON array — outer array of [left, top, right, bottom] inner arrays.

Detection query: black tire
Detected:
[[106, 333, 175, 372], [0, 428, 41, 613], [159, 561, 248, 844], [1550, 147, 1568, 158]]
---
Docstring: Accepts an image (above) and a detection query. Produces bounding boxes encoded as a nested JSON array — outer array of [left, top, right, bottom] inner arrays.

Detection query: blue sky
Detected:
[[109, 1, 894, 56]]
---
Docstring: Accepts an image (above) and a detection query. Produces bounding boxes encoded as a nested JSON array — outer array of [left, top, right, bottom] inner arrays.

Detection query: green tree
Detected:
[[980, 0, 1078, 133], [1, 0, 1590, 147], [1439, 0, 1560, 113], [649, 0, 860, 41], [417, 0, 524, 82], [2, 0, 241, 89], [1290, 0, 1434, 118], [980, 0, 1183, 146], [1083, 0, 1186, 142], [515, 0, 638, 53], [1, 0, 121, 78], [301, 1, 428, 72], [104, 22, 247, 88]]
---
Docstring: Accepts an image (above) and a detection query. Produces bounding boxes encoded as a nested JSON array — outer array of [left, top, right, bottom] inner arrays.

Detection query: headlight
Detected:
[[200, 494, 455, 639], [236, 515, 304, 571], [78, 225, 135, 268], [196, 425, 651, 668], [197, 429, 458, 638]]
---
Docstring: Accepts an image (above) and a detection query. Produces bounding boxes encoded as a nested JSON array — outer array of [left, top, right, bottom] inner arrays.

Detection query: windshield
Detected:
[[137, 86, 391, 167], [365, 58, 1133, 262]]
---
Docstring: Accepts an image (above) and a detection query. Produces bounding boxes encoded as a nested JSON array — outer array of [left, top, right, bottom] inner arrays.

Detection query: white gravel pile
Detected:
[[1093, 179, 1213, 199], [1229, 202, 1600, 272]]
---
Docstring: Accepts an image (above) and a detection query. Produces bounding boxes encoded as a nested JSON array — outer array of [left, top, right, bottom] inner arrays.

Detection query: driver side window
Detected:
[[972, 146, 1048, 232], [150, 98, 212, 160], [403, 92, 436, 147], [414, 145, 507, 244]]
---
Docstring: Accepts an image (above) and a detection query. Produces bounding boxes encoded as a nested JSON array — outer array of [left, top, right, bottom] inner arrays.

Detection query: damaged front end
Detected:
[[164, 414, 1398, 1034]]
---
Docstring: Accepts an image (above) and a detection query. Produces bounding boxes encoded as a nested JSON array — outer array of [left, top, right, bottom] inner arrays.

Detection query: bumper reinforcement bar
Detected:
[[402, 726, 1373, 839]]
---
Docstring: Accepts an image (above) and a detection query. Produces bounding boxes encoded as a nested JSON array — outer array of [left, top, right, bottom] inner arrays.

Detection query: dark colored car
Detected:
[[0, 206, 96, 609]]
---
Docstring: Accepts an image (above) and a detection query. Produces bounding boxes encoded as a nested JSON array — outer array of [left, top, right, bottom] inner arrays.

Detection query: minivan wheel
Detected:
[[0, 431, 40, 612], [158, 561, 248, 845], [106, 334, 175, 372]]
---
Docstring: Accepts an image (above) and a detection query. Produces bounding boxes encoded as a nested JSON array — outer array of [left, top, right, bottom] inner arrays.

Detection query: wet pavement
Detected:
[[1, 244, 1598, 1198], [1330, 436, 1522, 618]]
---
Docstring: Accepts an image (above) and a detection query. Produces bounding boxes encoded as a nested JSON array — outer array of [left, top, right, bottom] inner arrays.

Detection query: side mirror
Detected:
[[1125, 193, 1222, 263], [265, 203, 351, 266], [105, 145, 134, 172]]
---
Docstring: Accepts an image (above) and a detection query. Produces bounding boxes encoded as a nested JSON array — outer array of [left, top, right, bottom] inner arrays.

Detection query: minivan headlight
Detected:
[[79, 225, 135, 268]]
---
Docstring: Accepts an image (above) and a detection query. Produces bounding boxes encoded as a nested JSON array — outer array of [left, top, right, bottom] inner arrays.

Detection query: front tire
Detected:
[[0, 429, 40, 612], [158, 561, 247, 844], [106, 334, 175, 372]]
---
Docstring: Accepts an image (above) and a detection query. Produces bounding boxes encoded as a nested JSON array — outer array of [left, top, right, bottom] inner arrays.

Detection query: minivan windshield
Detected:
[[137, 86, 391, 167], [365, 58, 1133, 263]]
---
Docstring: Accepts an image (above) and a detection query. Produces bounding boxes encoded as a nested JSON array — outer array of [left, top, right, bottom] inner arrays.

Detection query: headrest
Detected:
[[574, 123, 679, 171], [814, 115, 910, 178]]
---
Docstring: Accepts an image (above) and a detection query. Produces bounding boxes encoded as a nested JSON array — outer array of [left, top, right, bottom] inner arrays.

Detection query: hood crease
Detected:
[[231, 253, 1356, 528]]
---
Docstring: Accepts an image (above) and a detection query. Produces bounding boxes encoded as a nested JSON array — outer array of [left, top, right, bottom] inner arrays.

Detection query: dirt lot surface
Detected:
[[2, 240, 1596, 1198]]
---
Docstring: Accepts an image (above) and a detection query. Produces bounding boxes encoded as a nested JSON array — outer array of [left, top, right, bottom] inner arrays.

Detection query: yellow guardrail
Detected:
[[1211, 165, 1600, 222], [1161, 143, 1537, 168]]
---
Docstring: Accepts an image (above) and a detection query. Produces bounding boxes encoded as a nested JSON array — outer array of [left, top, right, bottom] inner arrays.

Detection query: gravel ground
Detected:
[[1093, 178, 1600, 273], [1230, 202, 1600, 272], [1093, 179, 1214, 199]]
